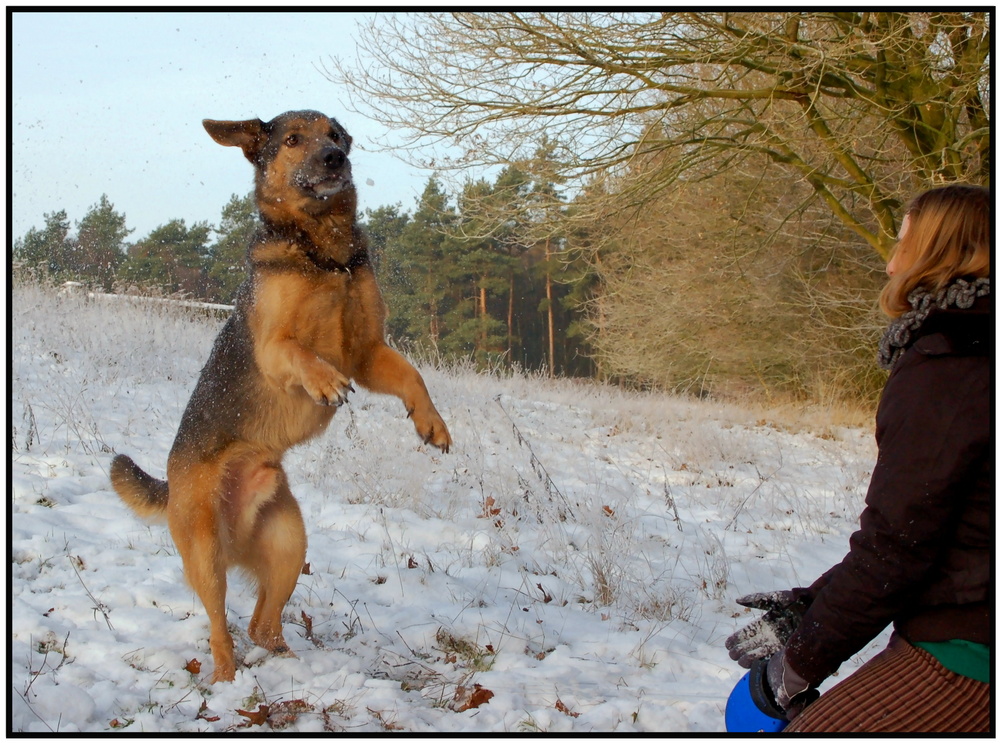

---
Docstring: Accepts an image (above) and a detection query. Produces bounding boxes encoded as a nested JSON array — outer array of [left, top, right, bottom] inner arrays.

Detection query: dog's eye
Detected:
[[285, 134, 300, 147]]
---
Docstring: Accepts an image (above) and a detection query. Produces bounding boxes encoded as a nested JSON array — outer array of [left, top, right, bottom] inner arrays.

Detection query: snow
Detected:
[[10, 282, 889, 734]]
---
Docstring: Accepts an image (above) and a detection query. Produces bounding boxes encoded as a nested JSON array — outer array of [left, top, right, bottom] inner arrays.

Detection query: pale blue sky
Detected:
[[11, 10, 433, 241]]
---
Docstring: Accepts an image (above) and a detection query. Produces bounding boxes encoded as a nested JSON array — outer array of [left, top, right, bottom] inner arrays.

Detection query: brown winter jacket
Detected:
[[783, 295, 992, 688]]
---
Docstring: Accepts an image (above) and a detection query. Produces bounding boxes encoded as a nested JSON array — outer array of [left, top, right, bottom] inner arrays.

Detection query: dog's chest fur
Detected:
[[253, 271, 349, 366], [246, 240, 382, 380]]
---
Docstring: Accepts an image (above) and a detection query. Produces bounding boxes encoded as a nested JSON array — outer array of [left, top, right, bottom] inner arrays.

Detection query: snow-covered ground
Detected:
[[10, 281, 887, 734]]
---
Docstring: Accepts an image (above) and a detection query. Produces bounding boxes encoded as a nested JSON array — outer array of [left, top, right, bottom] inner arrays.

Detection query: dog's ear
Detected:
[[203, 119, 266, 162]]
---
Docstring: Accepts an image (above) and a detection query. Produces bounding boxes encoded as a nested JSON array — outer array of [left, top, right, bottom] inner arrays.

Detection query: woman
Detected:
[[726, 184, 991, 733]]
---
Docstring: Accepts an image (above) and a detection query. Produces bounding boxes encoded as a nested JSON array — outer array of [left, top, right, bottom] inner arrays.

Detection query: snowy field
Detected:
[[10, 281, 888, 734]]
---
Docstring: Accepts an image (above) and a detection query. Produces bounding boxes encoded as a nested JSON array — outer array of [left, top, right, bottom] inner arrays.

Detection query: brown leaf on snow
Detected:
[[602, 505, 615, 517], [451, 683, 495, 712], [479, 495, 501, 518], [301, 562, 312, 575], [301, 609, 325, 648], [468, 685, 495, 709], [196, 700, 220, 723], [237, 704, 270, 727], [536, 583, 553, 603], [555, 699, 580, 718], [407, 555, 418, 569], [184, 658, 202, 674]]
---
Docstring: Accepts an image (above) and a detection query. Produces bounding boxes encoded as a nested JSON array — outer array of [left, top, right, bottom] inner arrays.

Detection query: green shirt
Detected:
[[914, 639, 991, 683]]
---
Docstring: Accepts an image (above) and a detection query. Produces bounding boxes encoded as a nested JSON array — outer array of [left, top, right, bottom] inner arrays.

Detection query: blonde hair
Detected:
[[880, 185, 991, 317]]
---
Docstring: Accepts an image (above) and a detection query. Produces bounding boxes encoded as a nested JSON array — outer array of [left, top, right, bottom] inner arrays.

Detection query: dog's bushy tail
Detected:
[[110, 454, 169, 522]]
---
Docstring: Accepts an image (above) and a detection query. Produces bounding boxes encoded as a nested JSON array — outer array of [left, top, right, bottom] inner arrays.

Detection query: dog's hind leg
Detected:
[[167, 459, 237, 683], [240, 468, 306, 655]]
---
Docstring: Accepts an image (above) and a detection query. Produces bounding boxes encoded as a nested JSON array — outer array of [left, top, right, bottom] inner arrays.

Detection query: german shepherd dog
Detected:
[[110, 111, 451, 683]]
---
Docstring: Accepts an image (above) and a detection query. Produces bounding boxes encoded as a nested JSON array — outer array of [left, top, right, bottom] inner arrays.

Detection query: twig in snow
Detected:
[[69, 557, 114, 630], [663, 481, 683, 532], [494, 395, 572, 517], [23, 631, 71, 697], [14, 688, 57, 734], [724, 464, 783, 531], [17, 631, 73, 733]]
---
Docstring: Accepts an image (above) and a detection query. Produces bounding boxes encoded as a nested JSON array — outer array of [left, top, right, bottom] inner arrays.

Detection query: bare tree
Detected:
[[579, 151, 888, 402], [327, 12, 989, 258]]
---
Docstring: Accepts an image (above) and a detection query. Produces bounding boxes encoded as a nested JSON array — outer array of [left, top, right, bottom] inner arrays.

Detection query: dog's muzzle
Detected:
[[296, 147, 353, 198]]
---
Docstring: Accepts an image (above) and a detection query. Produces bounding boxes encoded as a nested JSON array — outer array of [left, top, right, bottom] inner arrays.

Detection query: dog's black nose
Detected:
[[321, 147, 346, 170]]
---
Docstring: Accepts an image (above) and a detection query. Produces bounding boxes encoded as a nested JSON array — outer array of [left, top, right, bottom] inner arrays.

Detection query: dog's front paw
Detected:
[[302, 363, 354, 407], [410, 406, 452, 453]]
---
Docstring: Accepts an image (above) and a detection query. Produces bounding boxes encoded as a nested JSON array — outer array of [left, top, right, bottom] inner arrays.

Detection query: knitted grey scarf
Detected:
[[878, 277, 991, 370]]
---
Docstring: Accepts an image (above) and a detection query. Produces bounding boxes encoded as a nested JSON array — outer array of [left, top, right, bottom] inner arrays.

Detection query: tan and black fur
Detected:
[[110, 111, 451, 683]]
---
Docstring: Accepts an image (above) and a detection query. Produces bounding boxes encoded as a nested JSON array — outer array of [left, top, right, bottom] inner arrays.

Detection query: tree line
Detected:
[[13, 164, 598, 379], [14, 193, 256, 307]]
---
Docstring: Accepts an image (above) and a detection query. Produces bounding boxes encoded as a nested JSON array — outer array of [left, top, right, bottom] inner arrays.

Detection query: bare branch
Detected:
[[326, 12, 987, 260]]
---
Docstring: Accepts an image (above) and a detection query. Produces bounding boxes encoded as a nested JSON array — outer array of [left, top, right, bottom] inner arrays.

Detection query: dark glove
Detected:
[[743, 651, 818, 726], [763, 649, 819, 720], [725, 590, 811, 668]]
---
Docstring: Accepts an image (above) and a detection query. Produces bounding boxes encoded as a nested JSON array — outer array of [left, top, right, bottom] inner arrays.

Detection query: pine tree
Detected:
[[206, 193, 257, 302], [13, 210, 71, 280], [454, 143, 589, 376], [119, 220, 212, 297], [363, 204, 411, 344], [522, 140, 566, 377], [448, 178, 517, 366], [363, 203, 410, 277], [73, 195, 132, 291], [483, 166, 533, 365], [13, 227, 48, 279], [390, 178, 460, 351]]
